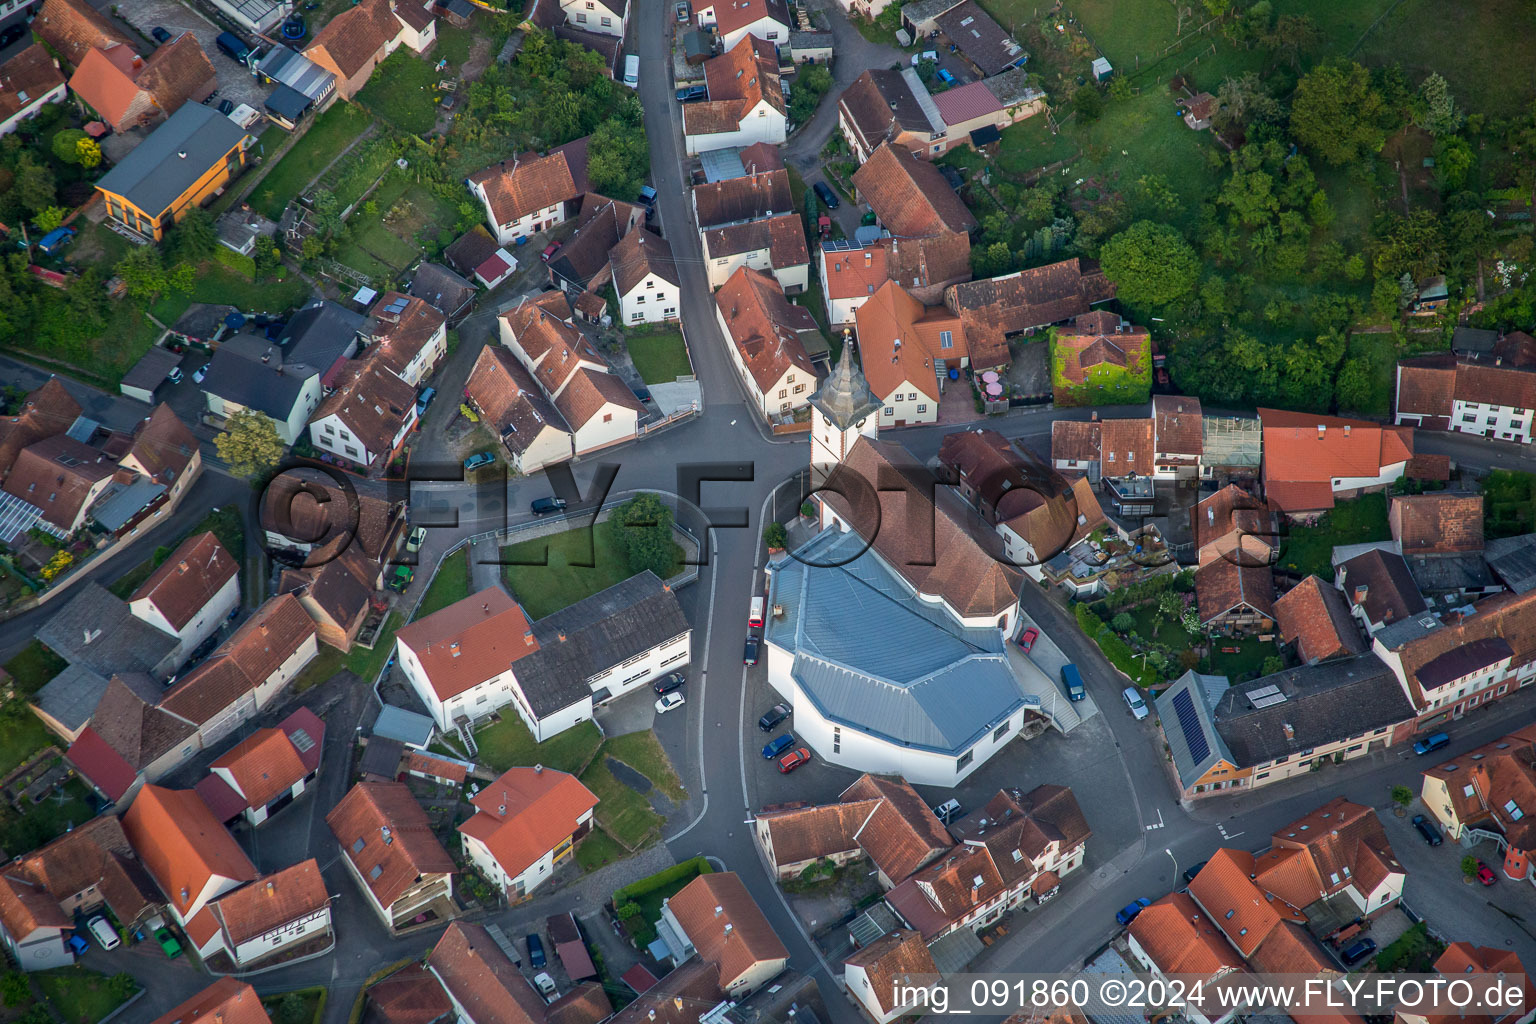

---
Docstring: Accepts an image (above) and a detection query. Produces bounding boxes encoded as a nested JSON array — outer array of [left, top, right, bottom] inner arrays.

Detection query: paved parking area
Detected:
[[106, 0, 273, 112]]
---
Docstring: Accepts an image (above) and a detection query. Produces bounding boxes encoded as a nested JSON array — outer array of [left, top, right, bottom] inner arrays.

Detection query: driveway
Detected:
[[108, 0, 273, 112]]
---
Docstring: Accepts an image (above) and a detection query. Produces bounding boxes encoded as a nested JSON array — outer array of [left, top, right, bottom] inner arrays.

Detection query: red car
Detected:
[[1476, 861, 1497, 886], [1016, 627, 1039, 653], [540, 243, 560, 262], [777, 748, 811, 773]]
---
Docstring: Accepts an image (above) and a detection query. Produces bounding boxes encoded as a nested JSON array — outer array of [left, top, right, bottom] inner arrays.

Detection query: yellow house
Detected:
[[94, 102, 249, 241]]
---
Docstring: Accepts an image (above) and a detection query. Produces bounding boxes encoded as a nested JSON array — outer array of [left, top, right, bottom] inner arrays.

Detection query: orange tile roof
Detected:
[[428, 922, 547, 1024], [209, 859, 328, 945], [458, 767, 597, 880], [884, 843, 1007, 939], [852, 143, 977, 238], [305, 0, 399, 78], [1260, 409, 1414, 512], [666, 872, 788, 986], [1098, 417, 1153, 477], [211, 727, 309, 810], [1269, 798, 1403, 901], [394, 588, 536, 701], [840, 774, 953, 883], [853, 280, 962, 404], [159, 594, 317, 726], [844, 930, 938, 1014], [130, 531, 237, 631], [1187, 848, 1304, 957], [148, 979, 271, 1024], [327, 781, 455, 907], [1273, 576, 1365, 665], [822, 244, 889, 301], [715, 267, 818, 392], [0, 45, 66, 125], [66, 44, 146, 128], [32, 0, 133, 67], [122, 786, 257, 917], [1127, 891, 1245, 978], [0, 875, 70, 939], [1249, 847, 1323, 911]]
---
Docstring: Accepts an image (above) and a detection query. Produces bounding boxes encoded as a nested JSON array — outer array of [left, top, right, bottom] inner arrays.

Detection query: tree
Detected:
[[1111, 612, 1135, 632], [253, 236, 281, 276], [1261, 655, 1284, 675], [1390, 785, 1414, 808], [1433, 135, 1474, 190], [1212, 73, 1281, 136], [1399, 272, 1418, 310], [1098, 221, 1200, 309], [788, 63, 832, 125], [1072, 84, 1103, 122], [12, 156, 56, 216], [763, 521, 787, 549], [1156, 592, 1182, 633], [586, 119, 649, 201], [1290, 61, 1385, 166], [32, 206, 66, 233], [75, 137, 101, 169], [607, 493, 677, 579], [167, 208, 218, 266], [50, 128, 88, 165], [116, 246, 167, 300], [1336, 357, 1375, 412], [215, 410, 285, 480], [1415, 72, 1463, 137], [300, 235, 324, 260], [1460, 855, 1480, 879], [0, 972, 29, 1007]]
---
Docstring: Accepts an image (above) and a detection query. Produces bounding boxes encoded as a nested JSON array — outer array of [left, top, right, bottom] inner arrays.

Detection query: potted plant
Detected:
[[763, 521, 788, 553], [1460, 855, 1480, 885], [1390, 785, 1414, 817], [800, 500, 816, 520]]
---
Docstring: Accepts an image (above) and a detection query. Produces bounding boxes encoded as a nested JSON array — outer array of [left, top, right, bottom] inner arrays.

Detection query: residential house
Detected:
[[464, 347, 574, 475], [902, 0, 1024, 77], [0, 378, 81, 482], [851, 144, 974, 286], [366, 292, 449, 388], [457, 766, 597, 899], [1259, 409, 1415, 518], [394, 587, 536, 735], [715, 267, 820, 420], [199, 708, 324, 827], [127, 531, 239, 664], [545, 195, 645, 297], [1050, 311, 1150, 401], [683, 36, 787, 155], [0, 45, 67, 137], [428, 923, 598, 1024], [499, 293, 645, 456], [1185, 848, 1338, 977], [1262, 797, 1406, 922], [360, 963, 452, 1024], [1192, 484, 1276, 569], [1050, 420, 1100, 477], [818, 240, 888, 326], [1273, 576, 1366, 665], [2, 436, 117, 534], [942, 258, 1117, 371], [186, 859, 333, 969], [1395, 335, 1536, 444], [884, 785, 1090, 940], [0, 874, 72, 970], [122, 785, 257, 925], [853, 280, 963, 426], [30, 0, 132, 68], [201, 335, 329, 446], [754, 774, 952, 888], [260, 467, 406, 572], [1126, 892, 1246, 1024], [611, 227, 681, 324], [693, 0, 790, 51], [57, 676, 194, 802], [409, 263, 477, 326], [701, 214, 809, 292], [94, 102, 249, 241], [656, 872, 789, 996], [930, 81, 1013, 150], [309, 357, 419, 468], [1334, 545, 1429, 636], [304, 0, 433, 101], [1194, 557, 1275, 635], [277, 544, 382, 650], [1390, 492, 1484, 554], [547, 0, 628, 36], [844, 931, 940, 1024], [1419, 723, 1536, 881], [1097, 416, 1154, 516], [116, 403, 202, 523], [1397, 944, 1535, 1024], [68, 34, 215, 133], [148, 980, 273, 1024], [327, 781, 457, 930], [691, 168, 793, 232], [836, 68, 945, 164], [468, 137, 591, 246]]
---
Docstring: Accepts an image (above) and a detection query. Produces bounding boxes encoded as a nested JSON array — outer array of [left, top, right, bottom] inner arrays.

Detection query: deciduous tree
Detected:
[[607, 494, 677, 579], [1098, 221, 1200, 309], [1290, 60, 1385, 166], [215, 409, 285, 480]]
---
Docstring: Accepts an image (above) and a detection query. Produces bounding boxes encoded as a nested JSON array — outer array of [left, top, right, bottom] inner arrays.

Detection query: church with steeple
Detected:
[[807, 340, 882, 496]]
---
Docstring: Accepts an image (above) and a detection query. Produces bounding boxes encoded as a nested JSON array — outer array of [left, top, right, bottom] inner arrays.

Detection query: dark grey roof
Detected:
[[1405, 551, 1495, 594], [256, 46, 335, 103], [200, 333, 312, 419], [266, 83, 312, 120], [515, 571, 690, 717], [372, 705, 436, 747], [1485, 534, 1536, 594], [36, 583, 178, 680], [408, 263, 476, 318], [94, 104, 249, 218], [280, 300, 364, 367], [1212, 653, 1414, 766], [1154, 670, 1232, 789], [120, 348, 181, 394], [360, 737, 404, 778], [170, 303, 240, 341], [1451, 326, 1500, 356], [32, 663, 110, 732], [91, 477, 167, 531], [1416, 637, 1513, 691]]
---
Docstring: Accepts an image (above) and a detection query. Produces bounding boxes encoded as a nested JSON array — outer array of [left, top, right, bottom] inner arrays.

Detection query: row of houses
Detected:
[[837, 66, 1044, 164]]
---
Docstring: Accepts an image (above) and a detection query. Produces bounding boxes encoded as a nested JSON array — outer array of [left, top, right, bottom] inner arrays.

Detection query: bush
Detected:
[[1111, 612, 1135, 632], [616, 901, 642, 920], [612, 855, 712, 905], [1073, 85, 1103, 121], [1, 972, 29, 1007], [213, 243, 257, 280], [1390, 785, 1413, 807], [606, 494, 677, 579], [763, 522, 787, 549], [1460, 855, 1479, 878], [1074, 603, 1158, 687], [800, 500, 816, 518]]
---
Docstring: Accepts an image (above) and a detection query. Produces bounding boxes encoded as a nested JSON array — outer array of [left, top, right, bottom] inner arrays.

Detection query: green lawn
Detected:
[[293, 611, 403, 692], [0, 715, 57, 779], [0, 777, 97, 859], [1353, 0, 1536, 118], [250, 103, 375, 220], [1206, 636, 1283, 682], [599, 732, 686, 801], [1051, 330, 1151, 406], [574, 827, 627, 871], [473, 716, 602, 775], [148, 264, 313, 323], [1277, 492, 1391, 578], [414, 547, 471, 620], [503, 526, 683, 620], [1484, 470, 1536, 539], [579, 757, 663, 849], [357, 50, 443, 135], [625, 327, 693, 385], [34, 966, 137, 1024], [3, 640, 67, 694]]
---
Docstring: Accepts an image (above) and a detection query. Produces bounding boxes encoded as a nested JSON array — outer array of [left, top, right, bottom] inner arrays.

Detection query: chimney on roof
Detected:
[[1353, 584, 1369, 605], [558, 631, 567, 642], [1282, 723, 1295, 740], [1091, 411, 1098, 421], [1344, 425, 1351, 437], [266, 880, 276, 895], [177, 150, 187, 159], [714, 905, 723, 917], [724, 923, 733, 936], [1317, 425, 1325, 439], [524, 629, 534, 645]]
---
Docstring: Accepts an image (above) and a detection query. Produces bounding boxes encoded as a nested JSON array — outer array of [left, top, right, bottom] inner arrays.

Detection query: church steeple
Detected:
[[809, 334, 881, 431]]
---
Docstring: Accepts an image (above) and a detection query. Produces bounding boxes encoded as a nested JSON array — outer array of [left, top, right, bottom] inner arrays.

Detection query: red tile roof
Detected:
[[1192, 484, 1277, 566], [457, 767, 597, 880], [1260, 409, 1414, 513], [692, 169, 793, 229], [0, 875, 70, 939], [134, 32, 216, 114], [327, 781, 456, 907], [211, 727, 309, 810], [1195, 558, 1275, 624], [159, 594, 317, 726], [32, 0, 133, 67], [304, 0, 400, 79], [394, 588, 536, 701], [470, 140, 588, 227], [0, 45, 65, 125], [685, 35, 784, 138], [148, 979, 271, 1024], [1127, 891, 1245, 978], [844, 930, 938, 1014], [666, 872, 789, 986], [124, 403, 198, 485], [931, 80, 1002, 125], [715, 267, 818, 392], [1273, 576, 1365, 664], [1098, 417, 1153, 477], [66, 44, 146, 129], [707, 0, 789, 37], [1389, 492, 1484, 554], [1395, 354, 1456, 418], [2, 434, 115, 529], [1051, 420, 1100, 464], [1187, 848, 1305, 957], [0, 378, 82, 478], [123, 786, 257, 918], [944, 258, 1112, 368], [66, 726, 139, 802], [130, 532, 237, 631], [365, 963, 453, 1024], [1268, 797, 1402, 903], [822, 244, 889, 301], [853, 142, 977, 238], [839, 774, 953, 883], [208, 859, 328, 945], [428, 922, 547, 1024]]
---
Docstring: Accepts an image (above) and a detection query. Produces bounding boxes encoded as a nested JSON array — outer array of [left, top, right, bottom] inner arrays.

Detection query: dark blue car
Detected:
[[762, 734, 794, 759], [1115, 898, 1151, 926]]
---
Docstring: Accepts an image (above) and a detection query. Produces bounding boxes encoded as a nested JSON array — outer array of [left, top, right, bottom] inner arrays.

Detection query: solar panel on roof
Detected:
[[1250, 691, 1288, 709], [384, 298, 410, 314], [289, 728, 315, 753], [1172, 688, 1210, 763]]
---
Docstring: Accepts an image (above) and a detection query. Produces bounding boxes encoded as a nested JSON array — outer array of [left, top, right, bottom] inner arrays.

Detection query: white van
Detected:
[[749, 596, 765, 628], [623, 54, 639, 88], [88, 915, 120, 950]]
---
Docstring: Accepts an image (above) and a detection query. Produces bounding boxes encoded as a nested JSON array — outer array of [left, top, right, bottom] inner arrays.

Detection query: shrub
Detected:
[[616, 901, 642, 920], [763, 522, 788, 549], [1390, 785, 1413, 807], [800, 500, 816, 518], [1460, 855, 1479, 879], [612, 856, 712, 905], [1111, 612, 1135, 632]]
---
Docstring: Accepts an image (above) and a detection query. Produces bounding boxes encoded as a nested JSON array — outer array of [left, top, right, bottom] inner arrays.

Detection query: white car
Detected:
[[1122, 686, 1149, 721], [87, 915, 120, 950], [193, 363, 210, 384], [533, 972, 558, 1002], [911, 49, 938, 65], [656, 692, 685, 714]]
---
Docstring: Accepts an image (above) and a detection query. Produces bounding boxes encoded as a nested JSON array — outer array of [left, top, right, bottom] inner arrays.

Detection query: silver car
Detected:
[[1122, 686, 1149, 720]]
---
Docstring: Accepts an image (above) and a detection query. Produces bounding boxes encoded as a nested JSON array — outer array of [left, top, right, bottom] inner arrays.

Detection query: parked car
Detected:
[[652, 671, 686, 695], [215, 31, 250, 63], [0, 23, 27, 46], [1411, 814, 1442, 846], [778, 747, 811, 773], [1413, 731, 1450, 755], [758, 703, 791, 731], [1060, 663, 1086, 702], [932, 798, 962, 823], [743, 635, 760, 665], [1475, 861, 1497, 886], [531, 496, 567, 515], [154, 926, 182, 958], [1183, 860, 1208, 884], [193, 363, 210, 384], [675, 1, 689, 20], [638, 185, 658, 208], [1115, 898, 1151, 926], [911, 50, 937, 64], [217, 98, 235, 115], [1340, 938, 1377, 966], [526, 933, 546, 968], [67, 933, 89, 956], [675, 84, 707, 101], [812, 181, 840, 210], [655, 692, 685, 714], [533, 973, 558, 1001], [1122, 686, 1149, 720], [166, 366, 184, 384], [762, 734, 794, 759], [406, 526, 427, 553], [415, 386, 437, 415], [151, 26, 173, 43], [87, 916, 120, 951], [541, 243, 560, 262], [463, 451, 495, 470], [937, 68, 956, 84], [1015, 627, 1038, 653]]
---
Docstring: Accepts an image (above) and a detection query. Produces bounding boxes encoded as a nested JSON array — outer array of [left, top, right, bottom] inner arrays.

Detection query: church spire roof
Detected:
[[810, 337, 881, 431]]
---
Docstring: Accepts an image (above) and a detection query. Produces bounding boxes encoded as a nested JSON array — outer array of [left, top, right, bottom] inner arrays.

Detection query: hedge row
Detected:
[[213, 243, 257, 280], [1073, 603, 1160, 688], [612, 855, 712, 904]]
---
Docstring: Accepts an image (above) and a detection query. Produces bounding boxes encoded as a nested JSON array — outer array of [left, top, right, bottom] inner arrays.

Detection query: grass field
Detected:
[[1277, 492, 1390, 578], [473, 716, 602, 774], [580, 757, 663, 849], [35, 967, 136, 1024], [0, 776, 97, 858], [3, 640, 67, 694], [251, 104, 374, 220], [293, 611, 403, 692], [600, 731, 686, 801], [357, 50, 442, 135], [575, 827, 627, 871], [148, 264, 313, 323], [503, 526, 683, 620], [414, 547, 471, 620], [625, 327, 693, 384], [0, 714, 56, 778], [1353, 0, 1536, 118]]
